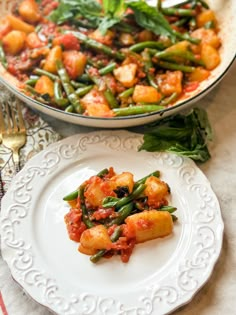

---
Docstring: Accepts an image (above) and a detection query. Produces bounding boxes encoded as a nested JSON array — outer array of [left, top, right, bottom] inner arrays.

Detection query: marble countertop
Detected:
[[40, 61, 236, 315]]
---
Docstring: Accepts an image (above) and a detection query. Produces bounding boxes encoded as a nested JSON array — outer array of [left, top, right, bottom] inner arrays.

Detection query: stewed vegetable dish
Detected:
[[63, 167, 177, 263], [0, 0, 221, 117]]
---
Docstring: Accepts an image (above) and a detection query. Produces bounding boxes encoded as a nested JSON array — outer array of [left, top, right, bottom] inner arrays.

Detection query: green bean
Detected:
[[113, 105, 165, 116], [189, 17, 197, 30], [75, 85, 93, 97], [115, 184, 146, 210], [79, 185, 94, 229], [71, 80, 86, 88], [97, 168, 109, 177], [56, 61, 74, 95], [87, 58, 100, 68], [54, 80, 69, 107], [159, 92, 178, 107], [63, 189, 80, 201], [66, 31, 125, 61], [155, 60, 195, 72], [25, 84, 40, 96], [173, 30, 200, 45], [77, 74, 92, 83], [0, 41, 7, 68], [162, 8, 197, 17], [107, 202, 134, 226], [198, 0, 209, 9], [56, 60, 83, 113], [155, 49, 204, 66], [68, 93, 83, 113], [90, 226, 122, 263], [129, 41, 165, 53], [24, 78, 38, 86], [98, 62, 117, 75], [87, 70, 117, 108], [134, 171, 160, 189], [65, 105, 74, 112], [159, 205, 177, 213], [25, 85, 51, 103], [142, 49, 158, 89], [104, 89, 119, 109], [157, 0, 162, 10], [34, 68, 59, 81], [86, 70, 101, 86], [118, 87, 134, 99], [173, 17, 189, 27]]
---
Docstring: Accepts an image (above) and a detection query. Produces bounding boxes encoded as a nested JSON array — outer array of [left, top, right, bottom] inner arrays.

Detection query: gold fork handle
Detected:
[[12, 149, 21, 174]]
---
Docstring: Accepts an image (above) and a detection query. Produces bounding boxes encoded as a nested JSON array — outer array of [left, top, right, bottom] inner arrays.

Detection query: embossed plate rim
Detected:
[[0, 130, 224, 315]]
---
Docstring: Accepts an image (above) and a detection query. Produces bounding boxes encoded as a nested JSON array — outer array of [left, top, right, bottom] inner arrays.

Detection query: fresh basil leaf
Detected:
[[49, 3, 74, 24], [48, 0, 102, 26], [139, 108, 212, 163], [145, 125, 192, 140], [99, 0, 125, 34], [194, 107, 213, 141], [139, 135, 178, 152], [126, 0, 176, 41], [167, 143, 211, 162], [98, 16, 121, 35], [103, 0, 125, 17]]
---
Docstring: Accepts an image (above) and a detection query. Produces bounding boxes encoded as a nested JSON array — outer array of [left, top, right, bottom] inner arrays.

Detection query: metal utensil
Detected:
[[0, 101, 26, 174]]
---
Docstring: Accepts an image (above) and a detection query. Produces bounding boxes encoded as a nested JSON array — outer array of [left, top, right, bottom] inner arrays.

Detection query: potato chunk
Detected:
[[62, 51, 87, 79], [2, 30, 26, 55], [125, 210, 173, 243], [84, 176, 115, 207], [156, 71, 183, 96], [111, 172, 134, 194], [191, 28, 221, 49], [26, 32, 43, 49], [188, 67, 210, 82], [196, 10, 217, 28], [7, 15, 34, 33], [133, 85, 162, 103], [79, 225, 112, 251], [201, 44, 221, 70], [18, 0, 41, 24], [78, 244, 97, 255], [80, 88, 113, 117], [34, 75, 54, 97], [144, 176, 169, 208], [89, 29, 115, 46], [113, 63, 138, 88], [43, 45, 62, 74]]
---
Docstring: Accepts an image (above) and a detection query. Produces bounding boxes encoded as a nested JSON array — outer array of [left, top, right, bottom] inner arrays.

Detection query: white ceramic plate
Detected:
[[0, 0, 235, 128], [1, 131, 224, 315]]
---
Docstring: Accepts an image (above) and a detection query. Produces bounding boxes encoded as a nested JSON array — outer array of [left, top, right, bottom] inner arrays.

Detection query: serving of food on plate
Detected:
[[63, 167, 177, 263], [0, 131, 224, 314], [0, 0, 234, 127]]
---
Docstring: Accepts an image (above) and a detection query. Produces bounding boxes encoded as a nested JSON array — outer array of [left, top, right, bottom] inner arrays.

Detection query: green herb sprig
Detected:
[[139, 108, 213, 163]]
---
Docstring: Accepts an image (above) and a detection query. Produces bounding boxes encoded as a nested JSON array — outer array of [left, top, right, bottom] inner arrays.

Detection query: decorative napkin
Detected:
[[0, 83, 61, 315]]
